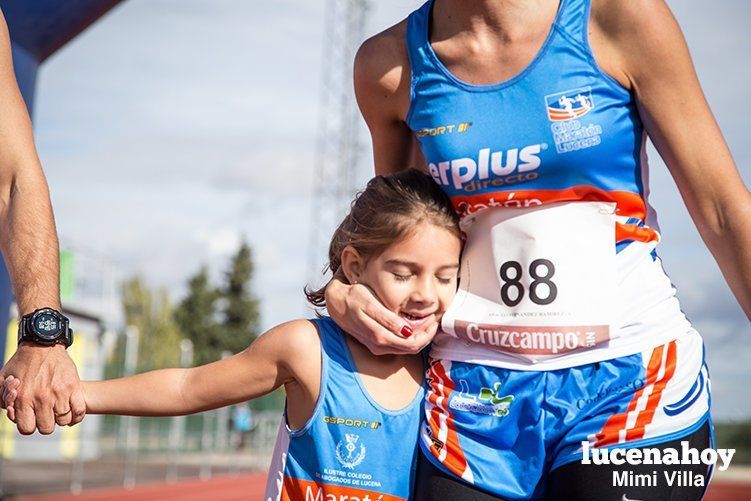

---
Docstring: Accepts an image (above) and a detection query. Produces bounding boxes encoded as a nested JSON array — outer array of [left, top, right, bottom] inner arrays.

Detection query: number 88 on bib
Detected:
[[441, 202, 618, 363]]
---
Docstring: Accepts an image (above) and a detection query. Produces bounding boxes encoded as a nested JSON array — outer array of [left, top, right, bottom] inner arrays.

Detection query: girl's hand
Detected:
[[2, 375, 21, 423], [325, 279, 438, 355]]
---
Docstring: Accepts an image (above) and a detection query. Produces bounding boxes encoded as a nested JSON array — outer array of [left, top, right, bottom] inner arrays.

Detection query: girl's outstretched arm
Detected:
[[79, 320, 318, 417]]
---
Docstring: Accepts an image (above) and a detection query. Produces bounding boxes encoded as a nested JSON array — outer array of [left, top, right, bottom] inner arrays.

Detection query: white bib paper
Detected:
[[441, 202, 618, 364]]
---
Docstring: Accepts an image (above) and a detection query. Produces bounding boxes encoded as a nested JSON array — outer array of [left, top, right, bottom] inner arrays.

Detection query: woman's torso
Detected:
[[404, 0, 694, 370]]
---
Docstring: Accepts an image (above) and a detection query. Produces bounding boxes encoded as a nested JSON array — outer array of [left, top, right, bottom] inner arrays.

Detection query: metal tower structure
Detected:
[[307, 0, 370, 294]]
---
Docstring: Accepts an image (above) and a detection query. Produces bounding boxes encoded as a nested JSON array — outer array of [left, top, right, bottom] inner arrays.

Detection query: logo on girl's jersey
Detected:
[[545, 87, 594, 122], [335, 433, 367, 469]]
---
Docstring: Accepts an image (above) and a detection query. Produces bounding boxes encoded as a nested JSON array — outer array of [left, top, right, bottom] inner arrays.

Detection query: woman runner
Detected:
[[325, 0, 751, 499]]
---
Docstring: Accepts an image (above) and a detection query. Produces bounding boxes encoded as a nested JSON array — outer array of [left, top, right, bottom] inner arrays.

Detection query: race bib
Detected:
[[441, 202, 618, 363]]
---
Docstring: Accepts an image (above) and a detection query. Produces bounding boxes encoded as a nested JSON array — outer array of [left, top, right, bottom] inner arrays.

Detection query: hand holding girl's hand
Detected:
[[2, 375, 21, 422], [325, 279, 439, 355]]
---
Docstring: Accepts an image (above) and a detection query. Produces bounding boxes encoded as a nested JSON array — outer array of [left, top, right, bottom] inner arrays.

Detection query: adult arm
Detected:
[[592, 0, 751, 317], [324, 24, 437, 356], [353, 22, 425, 176], [0, 10, 85, 433]]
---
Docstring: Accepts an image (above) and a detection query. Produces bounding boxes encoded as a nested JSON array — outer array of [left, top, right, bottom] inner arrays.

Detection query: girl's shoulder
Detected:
[[270, 320, 325, 431], [266, 316, 345, 358], [266, 319, 322, 361]]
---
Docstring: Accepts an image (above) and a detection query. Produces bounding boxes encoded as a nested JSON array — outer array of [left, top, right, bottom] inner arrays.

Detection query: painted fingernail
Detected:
[[401, 325, 413, 338]]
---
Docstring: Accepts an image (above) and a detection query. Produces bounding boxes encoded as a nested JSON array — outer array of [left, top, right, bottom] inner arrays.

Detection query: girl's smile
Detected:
[[342, 221, 461, 328]]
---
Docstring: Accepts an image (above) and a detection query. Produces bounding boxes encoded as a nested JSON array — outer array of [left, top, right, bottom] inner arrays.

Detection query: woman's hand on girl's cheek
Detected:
[[326, 279, 433, 355]]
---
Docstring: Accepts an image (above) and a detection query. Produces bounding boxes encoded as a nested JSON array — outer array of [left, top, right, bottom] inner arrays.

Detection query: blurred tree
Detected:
[[220, 241, 261, 351], [103, 335, 125, 380], [121, 275, 150, 331], [174, 267, 222, 366], [121, 276, 181, 372], [150, 290, 182, 368], [171, 243, 279, 408]]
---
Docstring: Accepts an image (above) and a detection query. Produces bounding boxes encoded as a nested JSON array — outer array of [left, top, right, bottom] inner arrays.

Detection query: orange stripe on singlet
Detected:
[[451, 187, 660, 244]]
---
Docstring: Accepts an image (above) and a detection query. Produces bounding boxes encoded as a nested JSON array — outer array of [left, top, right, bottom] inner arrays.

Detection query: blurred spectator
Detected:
[[231, 405, 255, 450]]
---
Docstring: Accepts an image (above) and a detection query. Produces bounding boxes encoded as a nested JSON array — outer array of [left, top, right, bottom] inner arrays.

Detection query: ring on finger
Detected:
[[55, 408, 72, 418]]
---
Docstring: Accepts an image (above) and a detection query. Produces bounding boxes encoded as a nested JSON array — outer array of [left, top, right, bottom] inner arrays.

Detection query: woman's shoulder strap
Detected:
[[405, 0, 435, 80], [555, 0, 592, 47]]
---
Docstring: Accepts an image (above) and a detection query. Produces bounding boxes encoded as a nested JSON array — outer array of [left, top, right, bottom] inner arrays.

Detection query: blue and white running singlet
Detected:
[[404, 0, 712, 498], [406, 0, 697, 370], [264, 317, 424, 501]]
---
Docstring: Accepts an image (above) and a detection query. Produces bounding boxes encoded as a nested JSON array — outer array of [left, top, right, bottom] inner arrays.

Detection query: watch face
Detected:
[[33, 312, 63, 340]]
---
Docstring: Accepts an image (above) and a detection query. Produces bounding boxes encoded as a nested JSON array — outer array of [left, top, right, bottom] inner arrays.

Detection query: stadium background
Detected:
[[0, 0, 749, 499]]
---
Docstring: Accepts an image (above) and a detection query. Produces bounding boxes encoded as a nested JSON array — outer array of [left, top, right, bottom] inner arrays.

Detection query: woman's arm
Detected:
[[321, 23, 438, 356], [593, 0, 751, 318], [84, 320, 320, 416], [353, 21, 425, 175]]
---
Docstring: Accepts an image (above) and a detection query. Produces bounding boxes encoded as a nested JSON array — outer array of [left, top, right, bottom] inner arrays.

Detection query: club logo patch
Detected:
[[545, 87, 594, 122]]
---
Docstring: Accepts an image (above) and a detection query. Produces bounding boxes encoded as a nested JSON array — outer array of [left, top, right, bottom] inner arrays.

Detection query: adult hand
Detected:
[[2, 375, 20, 422], [0, 343, 85, 434], [325, 279, 439, 355]]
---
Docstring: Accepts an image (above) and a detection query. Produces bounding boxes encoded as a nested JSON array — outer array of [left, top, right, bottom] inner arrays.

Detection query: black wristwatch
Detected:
[[18, 307, 73, 347]]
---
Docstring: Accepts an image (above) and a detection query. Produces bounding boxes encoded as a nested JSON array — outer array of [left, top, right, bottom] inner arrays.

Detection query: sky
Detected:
[[28, 0, 750, 419]]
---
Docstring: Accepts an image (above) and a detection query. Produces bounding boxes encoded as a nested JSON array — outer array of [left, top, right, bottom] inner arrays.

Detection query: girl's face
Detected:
[[344, 222, 461, 331]]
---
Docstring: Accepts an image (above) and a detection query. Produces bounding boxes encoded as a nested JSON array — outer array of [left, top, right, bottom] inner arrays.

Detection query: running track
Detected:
[[12, 474, 751, 501]]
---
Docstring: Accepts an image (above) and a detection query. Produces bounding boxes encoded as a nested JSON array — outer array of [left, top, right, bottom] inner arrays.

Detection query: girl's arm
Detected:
[[593, 0, 751, 318], [82, 320, 318, 417]]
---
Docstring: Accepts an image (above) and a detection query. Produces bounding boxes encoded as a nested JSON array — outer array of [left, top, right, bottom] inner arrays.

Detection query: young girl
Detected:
[[3, 169, 461, 501]]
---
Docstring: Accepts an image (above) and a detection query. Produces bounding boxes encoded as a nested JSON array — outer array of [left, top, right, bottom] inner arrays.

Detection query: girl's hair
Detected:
[[306, 169, 460, 308]]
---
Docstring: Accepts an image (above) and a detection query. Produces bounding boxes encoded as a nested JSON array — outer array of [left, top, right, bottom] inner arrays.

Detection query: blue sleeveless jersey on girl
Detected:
[[404, 0, 711, 498], [264, 317, 425, 501]]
